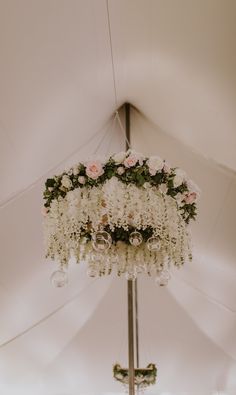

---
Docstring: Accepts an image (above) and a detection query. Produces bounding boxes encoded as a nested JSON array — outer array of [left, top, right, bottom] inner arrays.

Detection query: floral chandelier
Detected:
[[43, 149, 199, 287]]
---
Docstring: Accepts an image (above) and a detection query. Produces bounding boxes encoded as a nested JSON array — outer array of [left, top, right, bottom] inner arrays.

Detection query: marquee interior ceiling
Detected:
[[0, 1, 236, 394]]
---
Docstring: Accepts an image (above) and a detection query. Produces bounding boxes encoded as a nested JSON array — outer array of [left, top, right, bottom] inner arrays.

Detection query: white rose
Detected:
[[159, 183, 168, 194], [163, 161, 171, 173], [61, 174, 72, 189], [175, 192, 185, 205], [173, 169, 186, 188], [136, 376, 143, 384], [117, 166, 125, 175], [146, 375, 154, 383], [112, 151, 127, 164], [72, 165, 79, 175], [115, 373, 123, 380], [147, 156, 164, 175], [78, 176, 86, 184]]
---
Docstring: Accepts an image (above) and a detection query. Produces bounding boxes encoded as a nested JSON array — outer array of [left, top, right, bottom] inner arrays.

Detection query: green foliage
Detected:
[[113, 363, 157, 386]]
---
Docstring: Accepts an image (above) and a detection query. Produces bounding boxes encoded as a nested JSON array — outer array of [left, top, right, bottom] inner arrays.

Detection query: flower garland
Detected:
[[43, 150, 199, 224], [43, 150, 199, 284], [113, 363, 157, 388]]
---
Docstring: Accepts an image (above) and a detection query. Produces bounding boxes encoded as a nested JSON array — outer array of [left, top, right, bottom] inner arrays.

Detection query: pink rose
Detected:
[[85, 161, 104, 180], [184, 192, 197, 204], [124, 154, 138, 168]]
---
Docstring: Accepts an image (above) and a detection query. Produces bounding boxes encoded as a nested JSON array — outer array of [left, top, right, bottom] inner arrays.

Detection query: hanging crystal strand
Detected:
[[187, 226, 193, 262], [156, 194, 172, 285], [176, 208, 186, 267], [105, 252, 112, 275], [162, 194, 172, 264]]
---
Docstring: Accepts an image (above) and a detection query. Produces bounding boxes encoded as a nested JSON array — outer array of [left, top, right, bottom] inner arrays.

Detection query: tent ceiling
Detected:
[[0, 1, 236, 394], [0, 0, 236, 204]]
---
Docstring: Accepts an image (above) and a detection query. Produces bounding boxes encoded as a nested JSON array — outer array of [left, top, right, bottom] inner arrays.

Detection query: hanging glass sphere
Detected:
[[129, 231, 143, 246], [147, 236, 161, 251], [92, 231, 112, 252], [50, 269, 68, 288]]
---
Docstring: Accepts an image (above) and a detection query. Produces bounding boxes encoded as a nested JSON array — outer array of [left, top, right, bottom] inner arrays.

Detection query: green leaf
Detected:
[[136, 173, 145, 186], [45, 178, 56, 188], [107, 169, 114, 179]]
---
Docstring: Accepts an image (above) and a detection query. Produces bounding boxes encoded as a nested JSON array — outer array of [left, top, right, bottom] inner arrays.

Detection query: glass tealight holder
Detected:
[[92, 231, 112, 252], [129, 231, 143, 247], [147, 236, 161, 251]]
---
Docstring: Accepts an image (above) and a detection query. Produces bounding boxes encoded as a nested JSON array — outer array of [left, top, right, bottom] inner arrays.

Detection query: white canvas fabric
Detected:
[[0, 1, 236, 394]]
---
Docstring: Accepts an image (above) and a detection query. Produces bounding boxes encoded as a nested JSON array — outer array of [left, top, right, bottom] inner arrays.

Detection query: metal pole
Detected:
[[128, 280, 135, 395], [134, 279, 139, 369], [125, 103, 135, 395], [125, 103, 130, 151]]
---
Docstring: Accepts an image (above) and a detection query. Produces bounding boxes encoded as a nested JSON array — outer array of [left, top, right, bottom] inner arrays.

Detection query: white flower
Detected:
[[159, 183, 168, 194], [49, 199, 59, 218], [163, 161, 171, 173], [175, 192, 185, 205], [136, 376, 144, 384], [146, 375, 154, 383], [115, 373, 123, 380], [72, 165, 79, 176], [173, 168, 186, 188], [78, 176, 86, 184], [112, 151, 126, 164], [147, 156, 164, 175], [61, 174, 72, 189], [143, 182, 151, 189], [117, 166, 125, 175]]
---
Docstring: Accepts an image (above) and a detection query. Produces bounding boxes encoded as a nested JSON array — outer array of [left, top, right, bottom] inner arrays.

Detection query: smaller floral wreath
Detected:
[[113, 363, 157, 387], [43, 150, 199, 224]]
